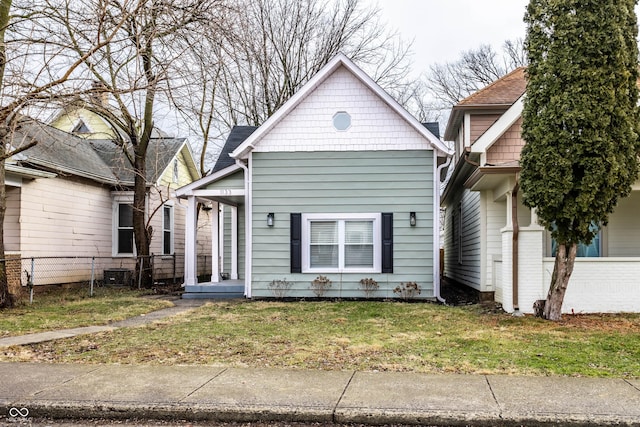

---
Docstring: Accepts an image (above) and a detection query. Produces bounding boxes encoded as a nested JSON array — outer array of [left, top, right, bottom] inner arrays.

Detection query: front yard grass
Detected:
[[0, 287, 173, 337], [2, 299, 638, 378]]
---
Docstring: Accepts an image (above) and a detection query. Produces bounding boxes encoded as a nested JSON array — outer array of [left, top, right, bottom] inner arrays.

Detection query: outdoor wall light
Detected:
[[410, 212, 416, 226], [267, 212, 274, 227]]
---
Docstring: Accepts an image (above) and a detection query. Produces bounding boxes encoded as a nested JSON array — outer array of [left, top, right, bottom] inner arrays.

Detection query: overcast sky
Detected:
[[377, 0, 640, 75], [377, 0, 529, 73]]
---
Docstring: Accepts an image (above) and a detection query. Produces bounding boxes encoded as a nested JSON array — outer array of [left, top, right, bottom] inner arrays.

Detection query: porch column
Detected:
[[231, 205, 238, 280], [500, 190, 515, 312], [219, 205, 225, 277], [184, 196, 198, 286], [210, 201, 220, 282]]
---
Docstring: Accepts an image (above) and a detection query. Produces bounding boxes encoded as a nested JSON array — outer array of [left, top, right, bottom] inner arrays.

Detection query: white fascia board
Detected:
[[230, 52, 453, 159], [191, 189, 245, 198], [175, 164, 242, 198], [5, 164, 57, 179], [153, 138, 193, 186], [179, 139, 202, 180], [471, 96, 524, 155]]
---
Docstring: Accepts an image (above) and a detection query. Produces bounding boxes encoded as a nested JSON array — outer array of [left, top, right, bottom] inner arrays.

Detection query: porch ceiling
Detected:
[[465, 165, 520, 191], [198, 195, 244, 207]]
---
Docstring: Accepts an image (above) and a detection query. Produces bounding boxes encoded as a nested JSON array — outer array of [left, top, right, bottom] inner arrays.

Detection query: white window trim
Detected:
[[112, 193, 135, 257], [162, 202, 175, 255], [301, 213, 381, 273]]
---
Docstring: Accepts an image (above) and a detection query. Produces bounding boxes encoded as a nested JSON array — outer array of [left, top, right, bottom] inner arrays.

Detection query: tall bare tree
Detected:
[[0, 0, 133, 307], [422, 40, 526, 126], [56, 0, 226, 285], [173, 0, 412, 173]]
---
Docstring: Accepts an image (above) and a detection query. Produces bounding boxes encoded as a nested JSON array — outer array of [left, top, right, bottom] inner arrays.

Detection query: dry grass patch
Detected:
[[1, 299, 639, 378], [0, 287, 173, 337]]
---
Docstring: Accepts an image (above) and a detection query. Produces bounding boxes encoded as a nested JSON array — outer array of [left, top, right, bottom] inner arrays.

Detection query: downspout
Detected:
[[236, 157, 252, 298], [511, 178, 520, 314], [434, 154, 452, 303]]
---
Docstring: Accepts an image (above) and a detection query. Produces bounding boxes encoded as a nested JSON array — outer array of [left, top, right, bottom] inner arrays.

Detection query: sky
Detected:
[[376, 0, 530, 73], [376, 0, 640, 75]]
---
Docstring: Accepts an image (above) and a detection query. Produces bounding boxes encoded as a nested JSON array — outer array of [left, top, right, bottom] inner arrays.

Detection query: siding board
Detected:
[[250, 150, 435, 299]]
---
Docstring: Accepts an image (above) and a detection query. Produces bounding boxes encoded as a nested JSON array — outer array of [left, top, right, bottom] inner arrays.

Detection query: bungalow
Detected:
[[4, 116, 209, 291], [177, 53, 452, 299], [441, 67, 640, 314]]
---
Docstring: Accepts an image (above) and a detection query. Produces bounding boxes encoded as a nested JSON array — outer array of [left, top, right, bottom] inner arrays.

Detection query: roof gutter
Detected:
[[434, 154, 452, 304], [511, 178, 521, 314], [236, 156, 251, 299]]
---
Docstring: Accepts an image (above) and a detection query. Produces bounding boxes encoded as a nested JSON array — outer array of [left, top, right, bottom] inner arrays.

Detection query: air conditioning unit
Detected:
[[104, 268, 132, 286]]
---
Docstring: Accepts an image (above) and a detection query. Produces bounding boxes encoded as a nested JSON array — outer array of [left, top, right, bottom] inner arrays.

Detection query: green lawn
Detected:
[[3, 299, 639, 378], [0, 287, 173, 337]]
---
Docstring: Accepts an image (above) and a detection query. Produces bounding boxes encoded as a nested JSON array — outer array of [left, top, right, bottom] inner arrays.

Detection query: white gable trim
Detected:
[[230, 53, 452, 159], [175, 164, 242, 198], [471, 96, 524, 157], [155, 139, 199, 186]]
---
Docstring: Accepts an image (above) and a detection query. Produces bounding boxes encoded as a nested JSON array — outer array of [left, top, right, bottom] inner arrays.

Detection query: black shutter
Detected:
[[382, 212, 393, 273], [290, 213, 302, 273]]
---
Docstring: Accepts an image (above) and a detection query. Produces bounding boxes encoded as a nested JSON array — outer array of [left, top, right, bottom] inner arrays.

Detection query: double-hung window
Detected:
[[113, 195, 135, 256], [302, 213, 381, 273], [162, 204, 174, 255]]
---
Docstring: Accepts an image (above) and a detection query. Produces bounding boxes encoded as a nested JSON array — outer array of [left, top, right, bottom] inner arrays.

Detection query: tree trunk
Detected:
[[543, 242, 577, 321], [133, 151, 152, 288], [0, 135, 13, 308]]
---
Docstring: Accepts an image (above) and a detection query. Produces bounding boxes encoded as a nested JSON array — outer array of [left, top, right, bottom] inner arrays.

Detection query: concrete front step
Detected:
[[182, 283, 244, 299]]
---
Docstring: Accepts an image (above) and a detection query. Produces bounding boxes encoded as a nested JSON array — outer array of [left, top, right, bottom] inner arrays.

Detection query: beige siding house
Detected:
[[442, 68, 640, 314], [4, 116, 210, 288]]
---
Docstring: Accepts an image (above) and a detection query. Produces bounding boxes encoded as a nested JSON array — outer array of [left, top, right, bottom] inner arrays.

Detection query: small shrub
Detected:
[[359, 278, 379, 298], [268, 278, 293, 298], [393, 281, 421, 301], [310, 275, 332, 297]]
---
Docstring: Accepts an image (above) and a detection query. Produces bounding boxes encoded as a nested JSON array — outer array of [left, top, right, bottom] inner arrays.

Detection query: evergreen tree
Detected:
[[521, 0, 640, 320]]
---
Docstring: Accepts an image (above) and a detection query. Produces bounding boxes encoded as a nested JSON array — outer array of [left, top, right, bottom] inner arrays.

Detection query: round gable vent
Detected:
[[333, 111, 351, 131]]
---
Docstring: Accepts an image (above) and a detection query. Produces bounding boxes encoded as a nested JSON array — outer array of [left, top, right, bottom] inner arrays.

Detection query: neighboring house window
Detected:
[[301, 213, 381, 273], [550, 222, 601, 257], [173, 159, 179, 184], [116, 203, 134, 255], [113, 194, 135, 256], [162, 204, 174, 255]]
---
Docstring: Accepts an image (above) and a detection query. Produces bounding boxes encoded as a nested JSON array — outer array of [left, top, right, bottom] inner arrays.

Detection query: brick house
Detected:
[[441, 67, 640, 314]]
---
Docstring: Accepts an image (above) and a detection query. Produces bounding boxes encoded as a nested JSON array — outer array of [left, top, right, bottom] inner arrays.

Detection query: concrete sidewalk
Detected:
[[1, 362, 639, 426]]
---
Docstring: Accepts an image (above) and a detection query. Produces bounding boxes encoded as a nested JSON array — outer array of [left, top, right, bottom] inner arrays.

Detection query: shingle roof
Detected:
[[212, 126, 258, 173], [444, 67, 526, 141], [457, 67, 526, 107], [422, 122, 440, 139], [16, 119, 185, 186]]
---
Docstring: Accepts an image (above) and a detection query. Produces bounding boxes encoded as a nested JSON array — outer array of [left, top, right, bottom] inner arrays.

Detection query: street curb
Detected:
[[4, 401, 640, 427]]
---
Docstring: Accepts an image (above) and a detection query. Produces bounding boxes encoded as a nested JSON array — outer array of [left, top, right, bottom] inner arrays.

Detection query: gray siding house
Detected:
[[177, 53, 452, 299]]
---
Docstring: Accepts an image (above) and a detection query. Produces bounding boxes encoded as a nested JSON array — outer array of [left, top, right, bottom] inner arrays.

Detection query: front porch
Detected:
[[176, 164, 247, 299], [182, 279, 245, 299]]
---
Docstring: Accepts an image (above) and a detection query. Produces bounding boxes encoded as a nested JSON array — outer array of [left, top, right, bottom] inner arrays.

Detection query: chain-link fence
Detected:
[[1, 254, 213, 301]]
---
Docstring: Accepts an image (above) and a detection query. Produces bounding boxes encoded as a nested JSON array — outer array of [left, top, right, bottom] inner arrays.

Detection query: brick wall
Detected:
[[5, 253, 23, 297], [542, 258, 640, 313]]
